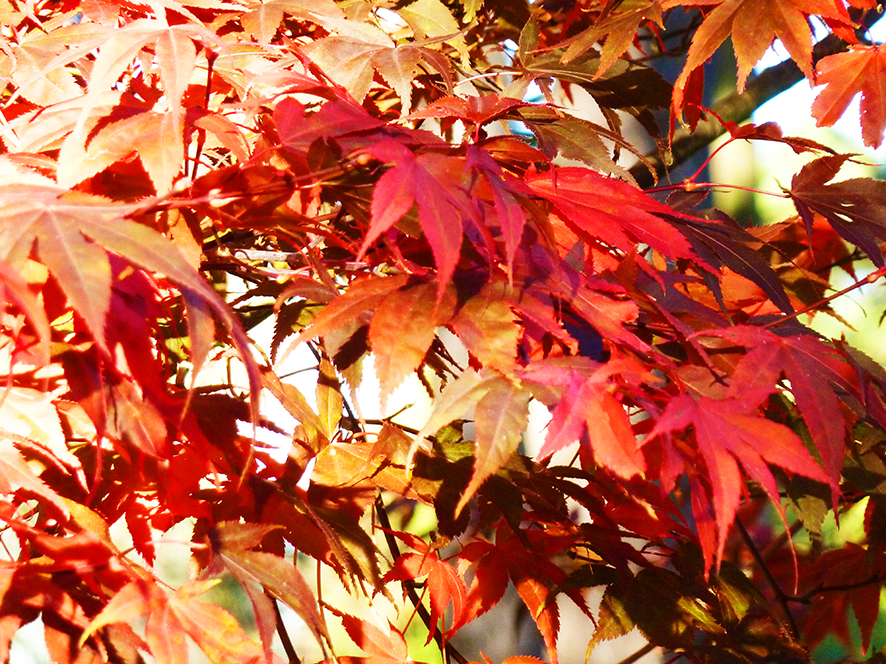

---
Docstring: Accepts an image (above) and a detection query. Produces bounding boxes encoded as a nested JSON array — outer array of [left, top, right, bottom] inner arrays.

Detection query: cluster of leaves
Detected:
[[3, 0, 886, 663]]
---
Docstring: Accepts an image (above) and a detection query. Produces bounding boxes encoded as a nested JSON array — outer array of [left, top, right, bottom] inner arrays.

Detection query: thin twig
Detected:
[[793, 573, 886, 603], [735, 517, 800, 639], [615, 642, 656, 664]]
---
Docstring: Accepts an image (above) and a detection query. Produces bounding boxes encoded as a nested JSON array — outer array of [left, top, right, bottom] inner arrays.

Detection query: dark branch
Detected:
[[274, 596, 303, 664]]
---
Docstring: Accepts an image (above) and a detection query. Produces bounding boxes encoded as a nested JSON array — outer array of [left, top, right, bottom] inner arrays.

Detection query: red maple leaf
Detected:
[[382, 530, 468, 641], [538, 358, 650, 480], [406, 95, 532, 141], [646, 393, 831, 573], [812, 44, 886, 149], [526, 167, 696, 260], [696, 325, 857, 488], [357, 141, 478, 297]]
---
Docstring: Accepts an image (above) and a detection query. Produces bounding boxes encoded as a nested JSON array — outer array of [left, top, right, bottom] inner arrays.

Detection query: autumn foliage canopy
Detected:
[[4, 0, 886, 662]]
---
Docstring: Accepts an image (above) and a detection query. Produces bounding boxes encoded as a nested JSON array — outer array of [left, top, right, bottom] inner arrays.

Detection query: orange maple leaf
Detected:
[[812, 44, 886, 149], [670, 0, 851, 117]]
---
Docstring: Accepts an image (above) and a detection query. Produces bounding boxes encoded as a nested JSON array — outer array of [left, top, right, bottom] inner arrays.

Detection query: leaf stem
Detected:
[[644, 182, 788, 198], [764, 265, 886, 329]]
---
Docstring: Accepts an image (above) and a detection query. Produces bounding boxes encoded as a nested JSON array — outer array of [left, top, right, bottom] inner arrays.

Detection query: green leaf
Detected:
[[587, 585, 634, 658]]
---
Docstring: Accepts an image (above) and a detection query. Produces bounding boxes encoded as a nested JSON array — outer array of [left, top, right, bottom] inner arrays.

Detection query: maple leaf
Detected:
[[526, 167, 695, 260], [801, 543, 886, 652], [457, 527, 590, 664], [676, 215, 795, 313], [464, 146, 533, 277], [561, 1, 665, 75], [404, 367, 534, 516], [449, 281, 521, 374], [11, 22, 93, 106], [724, 120, 838, 155], [316, 354, 344, 442], [400, 0, 470, 65], [537, 359, 649, 480], [458, 544, 510, 625], [646, 393, 831, 571], [519, 108, 644, 181], [408, 368, 501, 461], [0, 259, 51, 365], [514, 20, 672, 109], [458, 375, 531, 515], [30, 19, 221, 192], [304, 37, 443, 114], [239, 0, 349, 43], [0, 185, 261, 423], [326, 606, 410, 664], [670, 0, 850, 117], [294, 274, 410, 350], [368, 280, 455, 408], [695, 325, 857, 489], [812, 44, 886, 149], [207, 521, 332, 655], [81, 578, 265, 664], [58, 110, 186, 193], [275, 98, 386, 152], [406, 95, 531, 140], [0, 438, 69, 517], [357, 141, 478, 297], [788, 155, 886, 267], [383, 531, 468, 640]]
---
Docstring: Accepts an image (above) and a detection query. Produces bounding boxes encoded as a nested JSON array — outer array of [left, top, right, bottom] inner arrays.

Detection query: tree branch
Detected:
[[616, 642, 656, 664], [274, 596, 303, 664]]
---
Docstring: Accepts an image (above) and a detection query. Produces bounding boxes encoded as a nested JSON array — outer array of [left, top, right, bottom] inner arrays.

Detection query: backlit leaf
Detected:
[[168, 583, 266, 664], [208, 521, 331, 654], [369, 281, 455, 407], [788, 155, 886, 267], [0, 439, 69, 517], [450, 281, 520, 374], [812, 45, 886, 149], [647, 394, 830, 570], [399, 0, 468, 65], [361, 142, 476, 296], [670, 0, 849, 116], [457, 376, 531, 515], [526, 167, 695, 259]]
